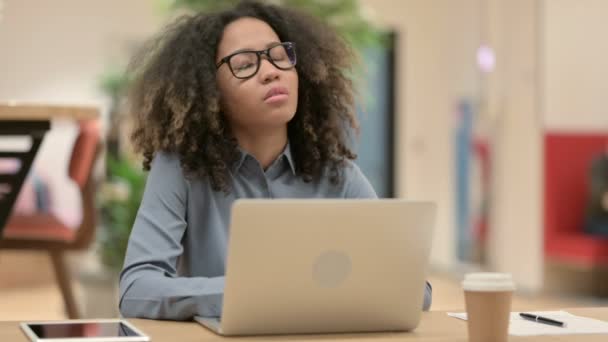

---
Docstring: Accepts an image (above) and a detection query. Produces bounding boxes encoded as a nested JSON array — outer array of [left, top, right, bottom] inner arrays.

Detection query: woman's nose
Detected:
[[258, 59, 280, 83]]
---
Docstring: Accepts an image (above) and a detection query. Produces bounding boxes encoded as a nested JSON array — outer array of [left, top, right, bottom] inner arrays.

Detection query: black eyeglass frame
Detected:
[[216, 42, 297, 79]]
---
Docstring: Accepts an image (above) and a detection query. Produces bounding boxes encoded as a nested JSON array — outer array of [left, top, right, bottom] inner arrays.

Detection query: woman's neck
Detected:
[[232, 125, 288, 170]]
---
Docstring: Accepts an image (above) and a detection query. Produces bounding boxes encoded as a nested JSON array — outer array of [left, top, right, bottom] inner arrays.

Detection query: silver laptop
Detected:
[[195, 199, 436, 336]]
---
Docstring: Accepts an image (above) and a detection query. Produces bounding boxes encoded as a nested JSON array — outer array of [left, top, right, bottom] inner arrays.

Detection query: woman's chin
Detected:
[[262, 109, 296, 125], [239, 104, 297, 129]]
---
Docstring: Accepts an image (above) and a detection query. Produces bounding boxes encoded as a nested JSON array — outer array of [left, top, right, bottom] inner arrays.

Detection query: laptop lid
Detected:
[[219, 199, 435, 336]]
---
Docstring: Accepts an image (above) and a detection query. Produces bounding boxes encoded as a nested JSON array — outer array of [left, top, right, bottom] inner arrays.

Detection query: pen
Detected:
[[519, 313, 566, 327]]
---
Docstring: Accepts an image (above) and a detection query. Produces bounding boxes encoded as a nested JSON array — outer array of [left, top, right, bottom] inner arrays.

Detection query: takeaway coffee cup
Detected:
[[462, 273, 516, 342]]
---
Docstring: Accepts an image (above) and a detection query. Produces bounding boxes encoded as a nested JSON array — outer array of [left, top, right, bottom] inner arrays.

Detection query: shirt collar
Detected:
[[232, 142, 296, 175], [233, 148, 248, 172], [282, 142, 296, 175]]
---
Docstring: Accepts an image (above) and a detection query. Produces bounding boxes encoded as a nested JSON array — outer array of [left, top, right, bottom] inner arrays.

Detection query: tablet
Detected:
[[20, 319, 150, 342]]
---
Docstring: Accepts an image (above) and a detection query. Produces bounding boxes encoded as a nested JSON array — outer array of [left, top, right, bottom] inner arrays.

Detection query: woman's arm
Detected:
[[118, 152, 223, 320]]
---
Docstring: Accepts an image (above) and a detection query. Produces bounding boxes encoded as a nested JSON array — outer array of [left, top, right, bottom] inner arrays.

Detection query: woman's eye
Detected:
[[235, 63, 255, 71], [270, 50, 288, 61]]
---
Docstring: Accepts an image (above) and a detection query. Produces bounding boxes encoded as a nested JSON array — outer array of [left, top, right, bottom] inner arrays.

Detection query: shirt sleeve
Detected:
[[118, 152, 223, 320], [344, 161, 433, 311], [343, 161, 378, 199]]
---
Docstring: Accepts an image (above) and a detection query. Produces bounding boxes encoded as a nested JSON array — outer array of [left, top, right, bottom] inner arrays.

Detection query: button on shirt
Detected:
[[119, 144, 432, 320]]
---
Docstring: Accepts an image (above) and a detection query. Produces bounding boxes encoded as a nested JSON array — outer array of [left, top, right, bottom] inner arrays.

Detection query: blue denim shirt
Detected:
[[119, 145, 432, 320]]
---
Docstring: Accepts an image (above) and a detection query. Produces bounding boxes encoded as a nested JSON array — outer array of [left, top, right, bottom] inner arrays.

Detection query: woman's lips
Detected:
[[264, 93, 289, 104], [264, 86, 289, 103]]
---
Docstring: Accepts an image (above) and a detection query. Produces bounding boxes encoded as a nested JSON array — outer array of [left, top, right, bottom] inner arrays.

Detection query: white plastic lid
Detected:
[[462, 272, 516, 292]]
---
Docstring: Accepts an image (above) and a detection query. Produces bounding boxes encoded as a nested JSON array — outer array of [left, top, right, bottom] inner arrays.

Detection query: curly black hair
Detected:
[[128, 0, 360, 192]]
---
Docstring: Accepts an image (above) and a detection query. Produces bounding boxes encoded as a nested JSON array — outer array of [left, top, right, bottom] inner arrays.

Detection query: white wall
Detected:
[[542, 0, 608, 131], [363, 0, 545, 291], [360, 0, 482, 270], [0, 0, 161, 226], [0, 0, 160, 103], [484, 0, 543, 291], [487, 0, 608, 291]]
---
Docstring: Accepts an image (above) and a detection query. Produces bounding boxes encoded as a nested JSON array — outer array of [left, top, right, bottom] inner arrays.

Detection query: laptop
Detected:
[[195, 199, 436, 336]]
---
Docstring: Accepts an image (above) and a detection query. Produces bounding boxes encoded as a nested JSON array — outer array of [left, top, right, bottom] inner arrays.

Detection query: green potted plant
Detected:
[[158, 0, 384, 49], [77, 67, 146, 318], [78, 153, 146, 318], [98, 156, 147, 273]]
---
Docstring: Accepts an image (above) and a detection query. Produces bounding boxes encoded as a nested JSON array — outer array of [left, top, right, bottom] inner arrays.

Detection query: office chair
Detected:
[[0, 119, 101, 318]]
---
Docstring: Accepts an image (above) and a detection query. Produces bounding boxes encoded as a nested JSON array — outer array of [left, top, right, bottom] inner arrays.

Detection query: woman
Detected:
[[119, 0, 432, 320]]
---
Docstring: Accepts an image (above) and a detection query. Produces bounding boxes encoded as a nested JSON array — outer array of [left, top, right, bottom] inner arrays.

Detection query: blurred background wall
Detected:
[[0, 0, 160, 227], [543, 0, 608, 131], [1, 0, 607, 297]]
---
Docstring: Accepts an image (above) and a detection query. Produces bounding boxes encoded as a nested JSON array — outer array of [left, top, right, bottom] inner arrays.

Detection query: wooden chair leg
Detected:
[[49, 251, 80, 319]]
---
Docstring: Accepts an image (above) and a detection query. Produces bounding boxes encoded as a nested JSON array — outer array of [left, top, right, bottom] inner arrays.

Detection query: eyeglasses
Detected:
[[216, 42, 297, 79]]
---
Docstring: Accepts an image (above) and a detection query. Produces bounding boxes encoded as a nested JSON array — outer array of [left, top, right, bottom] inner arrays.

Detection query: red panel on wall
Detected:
[[544, 133, 608, 266]]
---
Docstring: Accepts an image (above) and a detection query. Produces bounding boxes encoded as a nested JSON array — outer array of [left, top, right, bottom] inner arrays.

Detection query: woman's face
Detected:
[[216, 17, 299, 133]]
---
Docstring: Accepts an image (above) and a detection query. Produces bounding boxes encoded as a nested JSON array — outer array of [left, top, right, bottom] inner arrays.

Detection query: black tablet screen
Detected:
[[27, 322, 141, 338]]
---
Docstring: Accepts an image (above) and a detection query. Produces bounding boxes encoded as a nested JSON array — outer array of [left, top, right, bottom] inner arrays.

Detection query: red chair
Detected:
[[0, 119, 101, 318], [544, 132, 608, 268]]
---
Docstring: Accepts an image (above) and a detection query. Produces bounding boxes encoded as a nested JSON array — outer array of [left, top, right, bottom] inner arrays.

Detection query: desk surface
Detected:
[[0, 103, 99, 120], [1, 308, 607, 341]]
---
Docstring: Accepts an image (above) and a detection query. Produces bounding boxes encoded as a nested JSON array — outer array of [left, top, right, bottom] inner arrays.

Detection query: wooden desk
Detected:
[[0, 103, 99, 235], [0, 103, 99, 121], [1, 308, 607, 341]]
